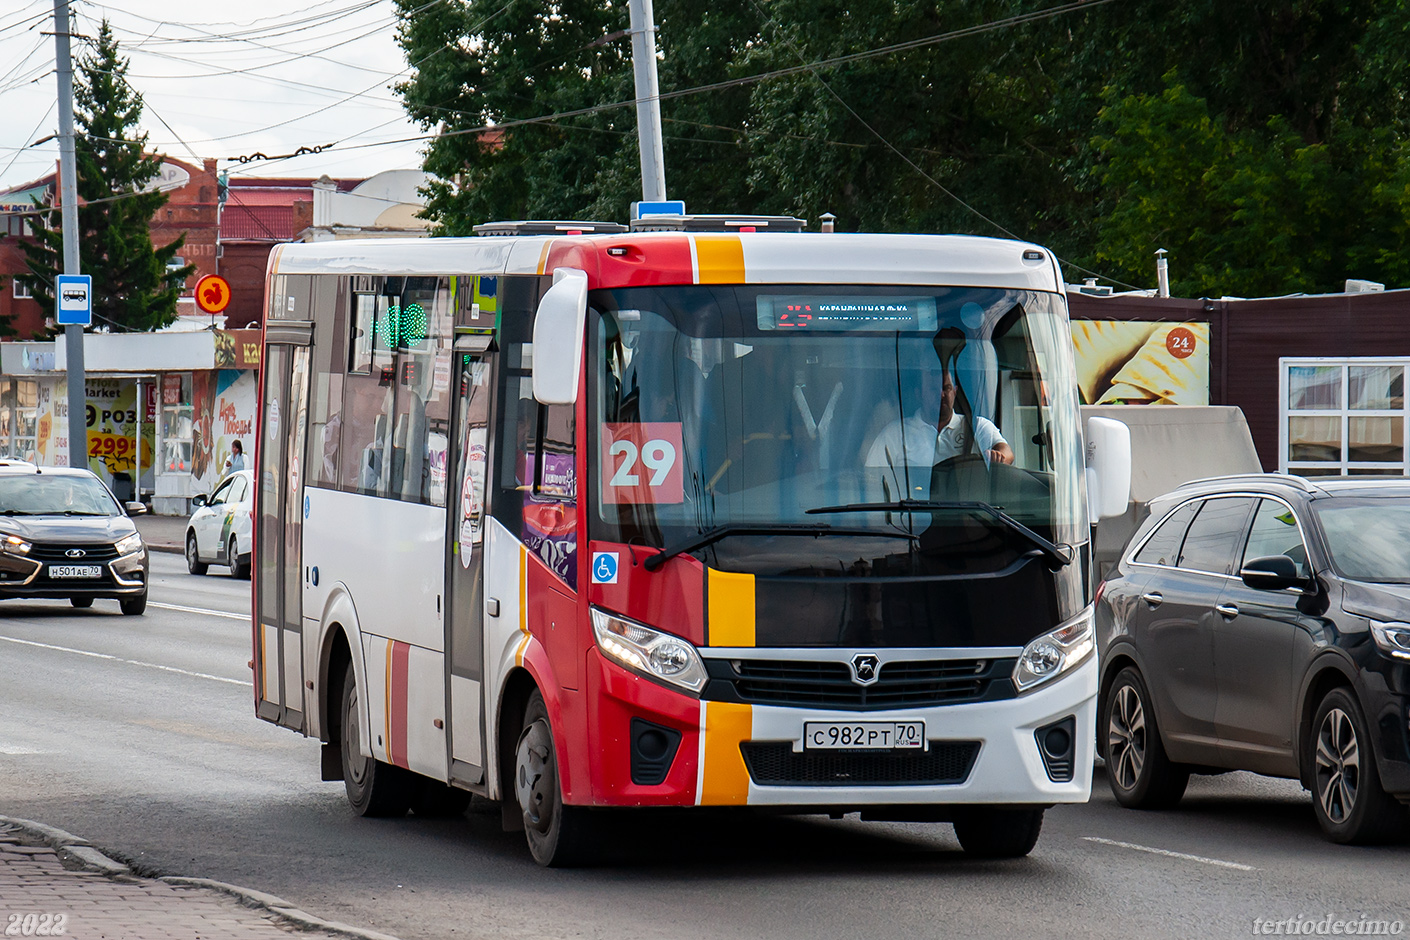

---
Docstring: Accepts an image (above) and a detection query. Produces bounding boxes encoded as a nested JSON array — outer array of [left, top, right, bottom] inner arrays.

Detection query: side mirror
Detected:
[[192, 494, 208, 508], [1240, 554, 1308, 592], [1085, 415, 1132, 523], [530, 267, 589, 406], [125, 501, 148, 517]]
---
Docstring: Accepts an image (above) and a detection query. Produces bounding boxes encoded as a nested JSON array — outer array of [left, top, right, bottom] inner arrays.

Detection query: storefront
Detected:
[[1067, 288, 1410, 477], [0, 329, 260, 513]]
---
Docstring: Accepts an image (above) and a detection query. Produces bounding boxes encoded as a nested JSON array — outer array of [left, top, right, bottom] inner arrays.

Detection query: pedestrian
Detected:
[[225, 439, 246, 474]]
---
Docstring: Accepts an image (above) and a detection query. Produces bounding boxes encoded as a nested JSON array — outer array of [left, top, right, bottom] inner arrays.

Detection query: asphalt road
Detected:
[[0, 554, 1406, 940]]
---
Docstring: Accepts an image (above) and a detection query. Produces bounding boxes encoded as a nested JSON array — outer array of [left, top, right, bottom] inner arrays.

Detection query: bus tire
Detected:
[[516, 689, 595, 867], [340, 661, 412, 817], [952, 807, 1044, 858]]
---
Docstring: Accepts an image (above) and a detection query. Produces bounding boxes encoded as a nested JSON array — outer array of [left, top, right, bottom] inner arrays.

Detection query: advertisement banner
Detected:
[[33, 379, 156, 490], [1071, 320, 1210, 405], [192, 369, 257, 492]]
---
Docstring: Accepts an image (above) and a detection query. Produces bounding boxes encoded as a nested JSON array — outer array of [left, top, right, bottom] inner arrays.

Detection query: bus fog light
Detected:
[[1013, 606, 1094, 693], [592, 607, 707, 695]]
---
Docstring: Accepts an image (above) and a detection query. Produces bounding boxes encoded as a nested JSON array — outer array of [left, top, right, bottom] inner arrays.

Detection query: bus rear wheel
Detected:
[[340, 661, 412, 817], [515, 689, 595, 867], [952, 807, 1045, 858]]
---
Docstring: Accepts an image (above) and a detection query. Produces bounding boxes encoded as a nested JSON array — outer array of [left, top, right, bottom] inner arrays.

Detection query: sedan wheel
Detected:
[[186, 532, 207, 576], [1309, 688, 1408, 844]]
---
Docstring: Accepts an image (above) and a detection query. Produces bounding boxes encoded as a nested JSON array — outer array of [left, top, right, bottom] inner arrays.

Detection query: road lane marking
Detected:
[[1081, 836, 1257, 871], [149, 601, 248, 621], [0, 744, 43, 754], [0, 635, 245, 686]]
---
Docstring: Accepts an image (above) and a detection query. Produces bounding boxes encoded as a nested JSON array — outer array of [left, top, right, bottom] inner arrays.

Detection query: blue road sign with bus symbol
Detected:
[[591, 552, 619, 584], [55, 274, 92, 326]]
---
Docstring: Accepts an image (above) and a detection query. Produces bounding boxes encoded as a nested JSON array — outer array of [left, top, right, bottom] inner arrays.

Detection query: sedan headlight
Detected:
[[1370, 620, 1410, 661], [0, 535, 32, 556], [114, 533, 143, 557], [591, 607, 708, 695], [1013, 605, 1095, 693]]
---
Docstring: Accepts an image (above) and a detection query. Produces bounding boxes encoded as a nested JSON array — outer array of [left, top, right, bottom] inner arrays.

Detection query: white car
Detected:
[[186, 469, 253, 578]]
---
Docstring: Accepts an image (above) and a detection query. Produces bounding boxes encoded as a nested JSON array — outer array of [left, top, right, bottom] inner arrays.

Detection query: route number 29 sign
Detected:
[[601, 422, 683, 504]]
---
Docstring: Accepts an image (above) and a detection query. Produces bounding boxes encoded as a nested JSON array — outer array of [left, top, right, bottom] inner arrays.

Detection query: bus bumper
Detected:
[[586, 651, 1096, 808]]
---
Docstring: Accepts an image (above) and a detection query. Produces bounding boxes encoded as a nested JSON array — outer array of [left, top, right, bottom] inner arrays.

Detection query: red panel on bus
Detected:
[[543, 236, 696, 290], [587, 541, 705, 647], [588, 650, 700, 806]]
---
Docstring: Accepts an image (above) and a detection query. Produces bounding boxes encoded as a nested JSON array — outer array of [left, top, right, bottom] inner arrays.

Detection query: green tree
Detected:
[[19, 20, 194, 331], [393, 0, 1410, 297]]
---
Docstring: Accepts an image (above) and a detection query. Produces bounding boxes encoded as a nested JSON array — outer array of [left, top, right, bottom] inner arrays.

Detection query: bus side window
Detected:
[[349, 293, 377, 375], [524, 400, 577, 589]]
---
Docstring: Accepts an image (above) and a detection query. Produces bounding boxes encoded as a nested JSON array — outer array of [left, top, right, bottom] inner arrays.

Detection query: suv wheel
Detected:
[[228, 535, 250, 580], [1310, 687, 1408, 844], [1103, 667, 1189, 809]]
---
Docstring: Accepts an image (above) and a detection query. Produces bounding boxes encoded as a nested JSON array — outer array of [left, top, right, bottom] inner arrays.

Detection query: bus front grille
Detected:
[[708, 657, 1016, 710], [740, 741, 980, 786]]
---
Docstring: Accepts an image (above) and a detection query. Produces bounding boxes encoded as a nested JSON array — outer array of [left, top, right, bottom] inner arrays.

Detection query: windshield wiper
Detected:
[[806, 499, 1073, 569], [644, 523, 918, 572]]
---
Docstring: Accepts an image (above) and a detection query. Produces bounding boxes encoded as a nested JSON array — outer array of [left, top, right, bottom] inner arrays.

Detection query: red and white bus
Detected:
[[253, 219, 1130, 865]]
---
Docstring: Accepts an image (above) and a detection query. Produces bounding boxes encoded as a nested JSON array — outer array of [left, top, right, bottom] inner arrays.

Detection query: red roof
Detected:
[[221, 203, 296, 240]]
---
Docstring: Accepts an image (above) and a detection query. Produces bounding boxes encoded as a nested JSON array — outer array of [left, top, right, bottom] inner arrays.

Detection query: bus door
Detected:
[[445, 335, 495, 786], [255, 327, 313, 731]]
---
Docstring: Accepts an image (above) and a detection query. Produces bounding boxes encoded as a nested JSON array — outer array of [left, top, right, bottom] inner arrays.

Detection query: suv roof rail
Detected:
[[1175, 472, 1318, 492], [471, 220, 628, 236]]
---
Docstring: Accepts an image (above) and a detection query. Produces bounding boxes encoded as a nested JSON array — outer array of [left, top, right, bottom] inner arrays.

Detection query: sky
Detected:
[[0, 0, 431, 193]]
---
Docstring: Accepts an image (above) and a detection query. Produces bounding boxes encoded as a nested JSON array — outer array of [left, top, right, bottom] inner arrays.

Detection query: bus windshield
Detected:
[[590, 285, 1086, 572]]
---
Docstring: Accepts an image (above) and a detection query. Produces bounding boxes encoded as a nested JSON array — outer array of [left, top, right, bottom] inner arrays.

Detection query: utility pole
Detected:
[[628, 0, 667, 203], [52, 0, 87, 468]]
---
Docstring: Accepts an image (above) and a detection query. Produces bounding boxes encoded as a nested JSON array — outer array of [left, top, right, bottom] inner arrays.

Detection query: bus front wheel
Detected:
[[340, 661, 412, 817], [952, 807, 1044, 858], [515, 689, 595, 867]]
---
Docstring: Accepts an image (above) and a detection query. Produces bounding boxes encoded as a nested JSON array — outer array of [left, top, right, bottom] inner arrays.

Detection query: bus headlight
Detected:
[[591, 607, 708, 695], [114, 533, 143, 557], [1013, 605, 1095, 693]]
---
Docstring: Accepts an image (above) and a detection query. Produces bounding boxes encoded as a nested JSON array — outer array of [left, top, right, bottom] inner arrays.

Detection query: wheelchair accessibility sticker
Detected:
[[591, 552, 619, 584]]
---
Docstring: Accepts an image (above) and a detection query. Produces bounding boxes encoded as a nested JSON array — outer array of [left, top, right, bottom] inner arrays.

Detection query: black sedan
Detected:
[[1096, 474, 1410, 844], [0, 463, 148, 614]]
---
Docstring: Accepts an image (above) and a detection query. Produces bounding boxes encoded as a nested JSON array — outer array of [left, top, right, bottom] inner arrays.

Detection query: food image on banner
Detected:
[[1070, 320, 1210, 405]]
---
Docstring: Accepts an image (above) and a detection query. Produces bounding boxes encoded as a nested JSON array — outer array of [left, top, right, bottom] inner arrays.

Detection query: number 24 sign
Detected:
[[602, 423, 683, 504]]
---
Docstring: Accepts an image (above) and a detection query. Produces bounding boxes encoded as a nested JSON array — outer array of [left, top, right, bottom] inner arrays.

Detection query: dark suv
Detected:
[[0, 463, 149, 614], [1096, 474, 1410, 844]]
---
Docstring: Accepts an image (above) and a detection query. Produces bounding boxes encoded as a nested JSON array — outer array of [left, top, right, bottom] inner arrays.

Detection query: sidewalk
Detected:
[[0, 818, 400, 940], [133, 512, 187, 554]]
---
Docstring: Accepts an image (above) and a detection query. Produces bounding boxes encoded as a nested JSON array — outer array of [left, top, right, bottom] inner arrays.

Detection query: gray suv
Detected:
[[1096, 474, 1410, 844], [0, 463, 149, 615]]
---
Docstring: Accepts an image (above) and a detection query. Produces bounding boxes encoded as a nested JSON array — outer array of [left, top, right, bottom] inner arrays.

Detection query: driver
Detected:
[[865, 368, 1014, 470]]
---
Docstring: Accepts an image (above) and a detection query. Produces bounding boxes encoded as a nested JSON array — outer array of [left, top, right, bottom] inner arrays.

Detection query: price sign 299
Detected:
[[601, 423, 684, 504]]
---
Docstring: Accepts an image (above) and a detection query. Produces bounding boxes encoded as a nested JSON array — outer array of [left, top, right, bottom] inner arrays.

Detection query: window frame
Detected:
[[1241, 495, 1313, 579], [1280, 356, 1409, 477]]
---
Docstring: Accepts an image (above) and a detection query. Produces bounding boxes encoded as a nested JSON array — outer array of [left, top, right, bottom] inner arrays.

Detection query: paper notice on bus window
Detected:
[[602, 423, 684, 504]]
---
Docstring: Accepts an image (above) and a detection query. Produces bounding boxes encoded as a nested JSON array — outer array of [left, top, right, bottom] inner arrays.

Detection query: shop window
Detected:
[[161, 373, 194, 473], [1281, 358, 1409, 477], [0, 380, 39, 461]]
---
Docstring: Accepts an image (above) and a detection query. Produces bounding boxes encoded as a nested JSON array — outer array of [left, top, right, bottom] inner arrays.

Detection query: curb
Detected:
[[0, 815, 403, 940], [148, 543, 183, 555]]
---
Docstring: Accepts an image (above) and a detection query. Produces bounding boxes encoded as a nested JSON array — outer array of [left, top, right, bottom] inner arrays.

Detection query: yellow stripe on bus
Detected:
[[516, 545, 529, 665], [707, 568, 755, 647], [694, 235, 745, 284], [535, 241, 553, 276], [383, 638, 394, 763], [698, 701, 752, 805]]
